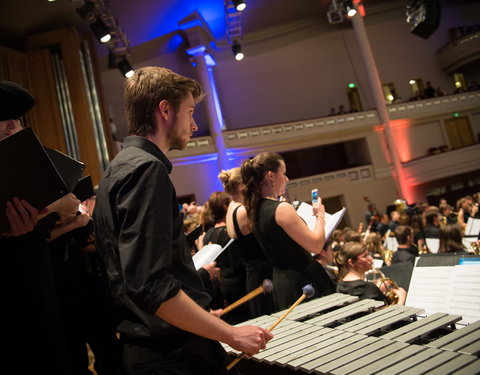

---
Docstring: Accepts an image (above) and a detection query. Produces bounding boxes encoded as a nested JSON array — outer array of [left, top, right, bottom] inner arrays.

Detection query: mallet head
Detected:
[[302, 284, 315, 299], [262, 279, 273, 293]]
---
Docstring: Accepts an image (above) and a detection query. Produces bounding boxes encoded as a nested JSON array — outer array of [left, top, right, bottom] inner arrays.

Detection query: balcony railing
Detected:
[[402, 143, 480, 187], [167, 91, 480, 159], [436, 31, 480, 73]]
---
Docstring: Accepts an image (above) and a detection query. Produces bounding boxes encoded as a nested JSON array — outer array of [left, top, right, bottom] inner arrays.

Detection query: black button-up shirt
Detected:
[[94, 136, 210, 340]]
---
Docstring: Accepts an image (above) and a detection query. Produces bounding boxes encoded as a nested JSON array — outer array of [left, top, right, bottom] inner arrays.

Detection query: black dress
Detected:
[[337, 279, 387, 304], [232, 205, 273, 318], [253, 199, 335, 312], [203, 226, 249, 324], [1, 232, 74, 375]]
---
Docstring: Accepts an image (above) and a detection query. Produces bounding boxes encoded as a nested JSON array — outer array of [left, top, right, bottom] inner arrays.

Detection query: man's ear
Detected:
[[158, 99, 170, 121]]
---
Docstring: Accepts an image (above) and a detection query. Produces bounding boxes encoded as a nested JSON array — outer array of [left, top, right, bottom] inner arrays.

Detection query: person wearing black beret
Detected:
[[0, 81, 77, 375], [0, 80, 36, 123]]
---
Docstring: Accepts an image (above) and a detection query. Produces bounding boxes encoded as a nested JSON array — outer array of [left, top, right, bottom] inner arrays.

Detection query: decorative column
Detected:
[[350, 11, 408, 200], [179, 13, 230, 174]]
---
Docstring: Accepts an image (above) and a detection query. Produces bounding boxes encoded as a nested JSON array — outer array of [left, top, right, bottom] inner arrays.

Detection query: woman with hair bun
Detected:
[[219, 167, 273, 318], [241, 152, 335, 311]]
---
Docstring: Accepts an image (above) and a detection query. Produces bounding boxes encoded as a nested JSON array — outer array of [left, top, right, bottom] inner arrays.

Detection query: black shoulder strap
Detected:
[[232, 205, 243, 239]]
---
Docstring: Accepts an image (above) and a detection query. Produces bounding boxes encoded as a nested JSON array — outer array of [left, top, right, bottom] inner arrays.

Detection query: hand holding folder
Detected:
[[0, 127, 86, 233]]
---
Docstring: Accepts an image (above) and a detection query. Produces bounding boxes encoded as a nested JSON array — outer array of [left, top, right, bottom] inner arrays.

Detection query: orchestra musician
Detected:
[[335, 242, 407, 305], [241, 152, 335, 312], [93, 67, 272, 375], [219, 167, 273, 319]]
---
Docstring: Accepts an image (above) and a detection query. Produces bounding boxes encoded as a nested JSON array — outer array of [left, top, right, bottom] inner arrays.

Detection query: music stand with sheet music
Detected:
[[406, 253, 480, 325], [464, 217, 480, 248]]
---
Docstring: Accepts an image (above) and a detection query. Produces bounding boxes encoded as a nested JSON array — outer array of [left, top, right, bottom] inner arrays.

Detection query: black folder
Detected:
[[72, 175, 95, 202], [186, 224, 203, 248], [0, 127, 68, 233], [44, 147, 85, 192]]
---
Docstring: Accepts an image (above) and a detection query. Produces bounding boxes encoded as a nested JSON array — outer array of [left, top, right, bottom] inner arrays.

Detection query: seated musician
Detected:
[[241, 152, 335, 312], [335, 242, 407, 305], [438, 224, 470, 254], [313, 237, 338, 288], [364, 232, 391, 266], [392, 225, 418, 264]]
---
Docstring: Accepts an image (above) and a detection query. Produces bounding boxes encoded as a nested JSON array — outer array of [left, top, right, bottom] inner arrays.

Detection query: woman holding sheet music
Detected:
[[241, 152, 335, 312]]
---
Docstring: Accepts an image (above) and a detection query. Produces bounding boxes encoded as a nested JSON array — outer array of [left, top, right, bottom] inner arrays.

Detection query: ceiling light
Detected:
[[117, 57, 134, 78], [344, 0, 357, 18], [232, 42, 244, 61], [232, 0, 246, 12], [90, 18, 111, 43]]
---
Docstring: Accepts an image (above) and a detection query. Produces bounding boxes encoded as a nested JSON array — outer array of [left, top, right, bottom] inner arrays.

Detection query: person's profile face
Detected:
[[323, 244, 334, 265], [353, 250, 373, 274], [272, 160, 289, 196], [0, 119, 22, 141], [168, 92, 198, 151]]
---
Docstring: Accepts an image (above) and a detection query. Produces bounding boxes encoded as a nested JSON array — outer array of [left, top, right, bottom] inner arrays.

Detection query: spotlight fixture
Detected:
[[117, 57, 134, 78], [90, 18, 111, 43], [232, 0, 246, 12], [76, 1, 95, 19], [232, 42, 244, 61], [344, 0, 357, 17]]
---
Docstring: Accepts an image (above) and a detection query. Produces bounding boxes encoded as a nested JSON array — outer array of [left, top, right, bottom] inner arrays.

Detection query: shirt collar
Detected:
[[123, 136, 172, 173]]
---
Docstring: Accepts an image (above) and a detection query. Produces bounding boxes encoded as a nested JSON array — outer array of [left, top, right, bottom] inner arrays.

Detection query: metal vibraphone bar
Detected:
[[222, 293, 480, 374]]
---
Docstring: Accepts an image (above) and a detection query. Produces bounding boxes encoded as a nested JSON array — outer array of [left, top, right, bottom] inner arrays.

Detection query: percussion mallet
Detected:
[[220, 279, 273, 317], [226, 284, 315, 371]]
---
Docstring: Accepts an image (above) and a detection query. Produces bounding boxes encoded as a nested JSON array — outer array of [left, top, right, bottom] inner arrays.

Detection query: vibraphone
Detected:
[[223, 293, 480, 374]]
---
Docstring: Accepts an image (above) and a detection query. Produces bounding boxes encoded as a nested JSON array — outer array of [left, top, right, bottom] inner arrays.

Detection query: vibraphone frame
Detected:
[[223, 293, 480, 375]]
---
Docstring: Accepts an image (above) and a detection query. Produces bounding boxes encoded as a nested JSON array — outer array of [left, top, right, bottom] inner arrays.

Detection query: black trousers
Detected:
[[122, 335, 237, 375]]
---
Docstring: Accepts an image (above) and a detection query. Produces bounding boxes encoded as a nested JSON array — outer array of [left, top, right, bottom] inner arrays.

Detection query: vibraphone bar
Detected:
[[223, 293, 480, 374]]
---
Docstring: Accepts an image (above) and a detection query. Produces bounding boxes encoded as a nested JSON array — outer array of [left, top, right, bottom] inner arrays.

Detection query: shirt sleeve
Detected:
[[115, 160, 181, 314]]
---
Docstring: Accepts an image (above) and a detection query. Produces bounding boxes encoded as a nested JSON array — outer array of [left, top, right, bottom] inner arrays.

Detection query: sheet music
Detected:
[[406, 262, 480, 324], [192, 239, 234, 270], [463, 237, 476, 248], [383, 233, 398, 252], [296, 202, 346, 241], [465, 217, 480, 236], [425, 238, 439, 253], [447, 265, 480, 325], [406, 265, 455, 314]]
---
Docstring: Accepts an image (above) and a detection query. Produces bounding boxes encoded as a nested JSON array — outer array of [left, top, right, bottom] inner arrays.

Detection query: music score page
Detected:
[[406, 263, 480, 325]]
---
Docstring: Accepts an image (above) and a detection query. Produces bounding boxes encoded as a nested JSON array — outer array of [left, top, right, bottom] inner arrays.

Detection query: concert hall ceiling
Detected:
[[0, 1, 425, 52], [0, 0, 477, 59]]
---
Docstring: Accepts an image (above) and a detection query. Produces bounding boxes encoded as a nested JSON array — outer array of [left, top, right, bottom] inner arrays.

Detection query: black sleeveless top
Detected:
[[337, 279, 387, 304], [253, 199, 335, 310], [232, 205, 268, 263], [232, 205, 273, 317], [253, 199, 317, 270]]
